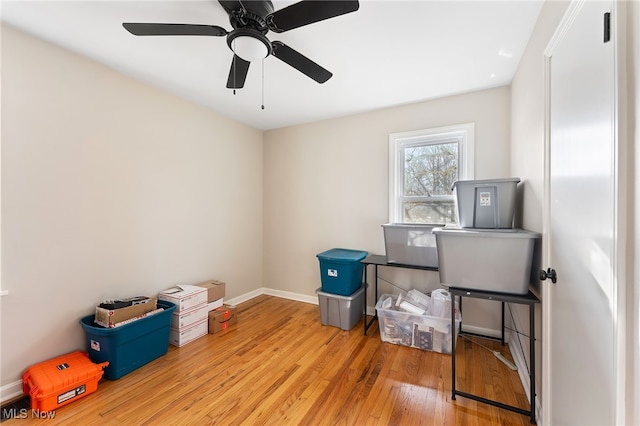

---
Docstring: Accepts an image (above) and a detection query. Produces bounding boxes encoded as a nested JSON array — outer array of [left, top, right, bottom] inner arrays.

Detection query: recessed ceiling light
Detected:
[[498, 48, 513, 58]]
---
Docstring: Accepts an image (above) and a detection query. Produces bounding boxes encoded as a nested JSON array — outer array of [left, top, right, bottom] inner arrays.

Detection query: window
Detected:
[[389, 123, 474, 224]]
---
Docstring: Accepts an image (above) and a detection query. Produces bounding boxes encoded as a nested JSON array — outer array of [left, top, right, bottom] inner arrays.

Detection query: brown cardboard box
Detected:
[[208, 305, 237, 334], [95, 298, 157, 328], [195, 280, 225, 303]]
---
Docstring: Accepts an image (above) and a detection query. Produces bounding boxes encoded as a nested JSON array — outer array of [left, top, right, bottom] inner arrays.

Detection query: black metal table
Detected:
[[449, 286, 540, 424], [360, 254, 438, 336]]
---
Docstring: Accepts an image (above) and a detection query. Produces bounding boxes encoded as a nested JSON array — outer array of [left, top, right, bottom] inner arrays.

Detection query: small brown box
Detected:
[[196, 280, 226, 303], [208, 305, 237, 334], [94, 298, 157, 328]]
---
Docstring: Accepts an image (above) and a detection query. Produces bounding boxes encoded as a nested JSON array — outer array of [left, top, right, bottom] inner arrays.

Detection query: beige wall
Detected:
[[511, 1, 569, 236], [627, 1, 639, 423], [263, 86, 512, 333], [509, 0, 570, 416], [0, 25, 264, 388]]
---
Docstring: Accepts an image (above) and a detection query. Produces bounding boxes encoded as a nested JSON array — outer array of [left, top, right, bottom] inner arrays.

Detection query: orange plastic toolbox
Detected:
[[22, 351, 109, 412]]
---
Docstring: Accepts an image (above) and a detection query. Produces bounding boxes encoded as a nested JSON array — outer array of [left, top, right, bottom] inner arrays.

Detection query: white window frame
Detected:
[[388, 123, 475, 224]]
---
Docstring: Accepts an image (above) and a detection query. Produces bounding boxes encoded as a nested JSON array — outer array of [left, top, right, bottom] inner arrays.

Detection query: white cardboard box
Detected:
[[171, 304, 209, 330], [207, 298, 224, 312], [159, 285, 207, 312], [169, 319, 208, 347]]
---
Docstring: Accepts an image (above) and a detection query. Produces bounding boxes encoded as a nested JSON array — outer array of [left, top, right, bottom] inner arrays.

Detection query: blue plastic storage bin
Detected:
[[80, 300, 176, 380], [316, 248, 368, 296]]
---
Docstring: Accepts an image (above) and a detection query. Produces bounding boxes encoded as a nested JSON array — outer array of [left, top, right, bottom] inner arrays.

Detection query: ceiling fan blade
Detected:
[[271, 41, 332, 84], [218, 0, 245, 15], [122, 23, 227, 37], [226, 55, 250, 89], [267, 0, 359, 33]]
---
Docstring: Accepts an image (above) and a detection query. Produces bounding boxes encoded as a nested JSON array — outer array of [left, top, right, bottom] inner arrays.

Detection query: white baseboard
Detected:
[[459, 324, 506, 340], [225, 287, 318, 307], [224, 288, 267, 306], [262, 288, 318, 305], [1, 380, 24, 404]]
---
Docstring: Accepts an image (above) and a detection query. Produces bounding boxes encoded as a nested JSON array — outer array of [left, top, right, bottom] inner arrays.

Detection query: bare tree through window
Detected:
[[403, 142, 458, 223], [390, 124, 473, 225]]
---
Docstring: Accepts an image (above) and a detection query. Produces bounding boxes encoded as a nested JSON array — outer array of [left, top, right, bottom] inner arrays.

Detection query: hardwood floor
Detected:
[[5, 295, 531, 425]]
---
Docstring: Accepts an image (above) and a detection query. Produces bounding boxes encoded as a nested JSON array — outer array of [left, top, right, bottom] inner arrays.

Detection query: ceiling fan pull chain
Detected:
[[261, 58, 265, 110], [232, 39, 237, 95]]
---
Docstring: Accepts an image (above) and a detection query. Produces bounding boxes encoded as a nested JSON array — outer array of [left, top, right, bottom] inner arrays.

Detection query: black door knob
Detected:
[[539, 268, 557, 283]]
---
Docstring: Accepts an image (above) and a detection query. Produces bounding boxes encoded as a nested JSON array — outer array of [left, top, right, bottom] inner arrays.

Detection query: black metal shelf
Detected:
[[360, 254, 438, 336], [449, 286, 540, 424]]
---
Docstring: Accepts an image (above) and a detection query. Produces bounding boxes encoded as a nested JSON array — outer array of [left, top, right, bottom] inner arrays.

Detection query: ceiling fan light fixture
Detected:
[[228, 29, 271, 62], [233, 36, 268, 62], [123, 0, 361, 88]]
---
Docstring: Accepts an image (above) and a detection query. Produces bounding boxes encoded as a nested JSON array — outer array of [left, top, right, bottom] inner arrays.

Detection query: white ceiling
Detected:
[[1, 0, 543, 130]]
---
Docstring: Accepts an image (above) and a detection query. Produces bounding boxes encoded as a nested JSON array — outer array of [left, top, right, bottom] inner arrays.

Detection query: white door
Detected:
[[543, 1, 619, 425]]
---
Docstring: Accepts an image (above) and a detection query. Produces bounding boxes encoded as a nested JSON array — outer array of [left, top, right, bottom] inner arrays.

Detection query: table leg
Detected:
[[529, 302, 536, 424], [502, 302, 505, 345], [451, 294, 457, 400], [363, 264, 368, 336], [374, 264, 378, 310], [363, 264, 380, 336]]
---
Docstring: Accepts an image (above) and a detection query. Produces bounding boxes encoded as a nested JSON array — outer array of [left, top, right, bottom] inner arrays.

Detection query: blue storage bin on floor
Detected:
[[316, 248, 368, 296], [80, 300, 176, 380]]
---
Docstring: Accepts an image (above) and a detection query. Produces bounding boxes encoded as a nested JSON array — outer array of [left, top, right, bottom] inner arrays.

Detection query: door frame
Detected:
[[541, 1, 628, 425]]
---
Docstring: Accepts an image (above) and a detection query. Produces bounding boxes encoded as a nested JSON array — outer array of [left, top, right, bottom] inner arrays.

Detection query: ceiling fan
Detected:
[[122, 0, 359, 90]]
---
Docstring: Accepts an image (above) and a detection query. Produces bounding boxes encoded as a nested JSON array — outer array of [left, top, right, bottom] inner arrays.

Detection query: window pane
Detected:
[[403, 143, 458, 197], [403, 200, 457, 224]]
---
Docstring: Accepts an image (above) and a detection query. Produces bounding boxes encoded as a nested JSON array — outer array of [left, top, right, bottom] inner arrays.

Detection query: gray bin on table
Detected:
[[453, 178, 520, 229], [382, 223, 440, 267], [433, 227, 539, 295]]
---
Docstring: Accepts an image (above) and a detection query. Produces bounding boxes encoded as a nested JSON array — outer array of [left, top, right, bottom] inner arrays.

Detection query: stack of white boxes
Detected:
[[159, 285, 208, 347]]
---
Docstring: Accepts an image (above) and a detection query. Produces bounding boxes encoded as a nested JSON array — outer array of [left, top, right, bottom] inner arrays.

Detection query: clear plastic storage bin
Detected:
[[375, 294, 461, 354]]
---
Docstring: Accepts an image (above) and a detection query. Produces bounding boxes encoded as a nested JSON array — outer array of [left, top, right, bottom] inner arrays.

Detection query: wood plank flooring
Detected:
[[4, 295, 532, 425]]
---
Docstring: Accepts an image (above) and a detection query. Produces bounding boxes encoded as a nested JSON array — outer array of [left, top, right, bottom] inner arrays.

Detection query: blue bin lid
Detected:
[[316, 248, 368, 262]]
